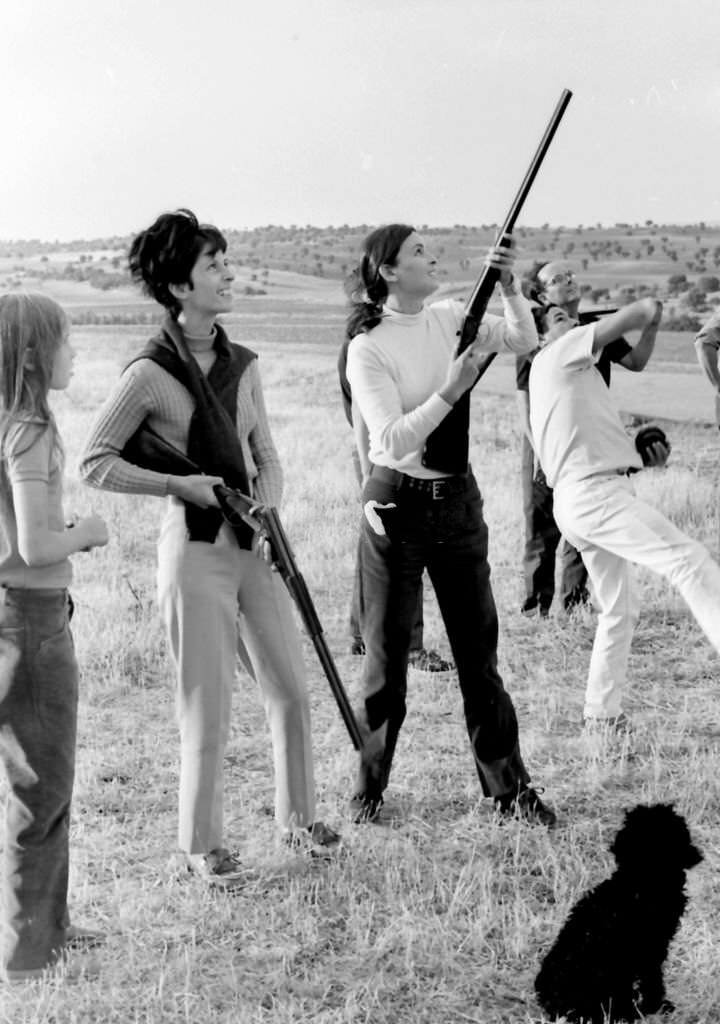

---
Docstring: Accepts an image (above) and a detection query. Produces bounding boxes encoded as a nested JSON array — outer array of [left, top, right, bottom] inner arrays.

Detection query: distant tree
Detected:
[[663, 310, 702, 331], [667, 273, 689, 295], [698, 275, 720, 293], [684, 286, 708, 311]]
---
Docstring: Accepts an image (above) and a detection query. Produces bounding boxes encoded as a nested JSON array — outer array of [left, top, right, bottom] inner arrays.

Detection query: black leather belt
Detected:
[[369, 464, 469, 501]]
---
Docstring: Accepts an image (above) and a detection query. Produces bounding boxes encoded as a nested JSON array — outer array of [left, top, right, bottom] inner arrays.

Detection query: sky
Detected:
[[2, 0, 720, 240]]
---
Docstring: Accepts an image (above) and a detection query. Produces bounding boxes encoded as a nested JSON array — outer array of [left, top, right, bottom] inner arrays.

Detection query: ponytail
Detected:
[[344, 266, 385, 339], [343, 223, 415, 340]]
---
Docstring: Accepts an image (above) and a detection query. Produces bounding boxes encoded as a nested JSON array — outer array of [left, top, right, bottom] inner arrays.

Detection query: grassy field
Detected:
[[1, 312, 720, 1023]]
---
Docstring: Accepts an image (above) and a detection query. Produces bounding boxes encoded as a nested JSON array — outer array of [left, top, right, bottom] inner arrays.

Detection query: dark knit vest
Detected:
[[125, 315, 257, 548]]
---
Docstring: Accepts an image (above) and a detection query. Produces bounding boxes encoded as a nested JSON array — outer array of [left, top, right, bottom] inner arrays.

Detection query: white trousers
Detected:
[[553, 474, 720, 720], [157, 509, 316, 854]]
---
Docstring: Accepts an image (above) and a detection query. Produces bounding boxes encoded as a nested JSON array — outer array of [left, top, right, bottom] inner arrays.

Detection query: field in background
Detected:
[[3, 219, 720, 328], [0, 307, 719, 1022]]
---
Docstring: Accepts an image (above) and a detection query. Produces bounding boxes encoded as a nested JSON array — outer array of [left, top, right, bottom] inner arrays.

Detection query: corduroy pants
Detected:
[[157, 511, 316, 854]]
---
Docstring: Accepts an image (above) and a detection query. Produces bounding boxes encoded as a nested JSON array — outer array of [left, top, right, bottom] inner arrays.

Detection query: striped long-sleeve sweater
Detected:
[[79, 353, 283, 508]]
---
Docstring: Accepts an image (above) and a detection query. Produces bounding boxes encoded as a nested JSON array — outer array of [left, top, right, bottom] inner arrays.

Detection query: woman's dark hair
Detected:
[[345, 223, 415, 339], [128, 208, 227, 318], [532, 301, 559, 336]]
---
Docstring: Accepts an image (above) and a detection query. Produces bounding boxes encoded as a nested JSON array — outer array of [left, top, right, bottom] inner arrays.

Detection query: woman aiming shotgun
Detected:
[[345, 225, 556, 826]]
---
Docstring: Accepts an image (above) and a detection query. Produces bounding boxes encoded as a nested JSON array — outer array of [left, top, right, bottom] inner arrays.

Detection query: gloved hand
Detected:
[[634, 425, 671, 468]]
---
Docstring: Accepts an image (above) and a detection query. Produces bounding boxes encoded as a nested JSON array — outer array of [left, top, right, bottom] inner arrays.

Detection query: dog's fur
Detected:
[[535, 803, 702, 1023]]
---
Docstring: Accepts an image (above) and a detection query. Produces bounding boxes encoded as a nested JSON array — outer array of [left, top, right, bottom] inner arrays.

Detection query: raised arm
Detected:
[[618, 324, 656, 371], [694, 313, 720, 392], [592, 299, 662, 356]]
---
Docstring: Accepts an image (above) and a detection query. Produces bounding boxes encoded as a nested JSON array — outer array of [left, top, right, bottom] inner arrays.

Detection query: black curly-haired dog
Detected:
[[535, 803, 702, 1023]]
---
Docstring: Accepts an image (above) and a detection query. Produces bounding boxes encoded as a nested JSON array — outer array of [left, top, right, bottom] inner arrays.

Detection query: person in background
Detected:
[[0, 294, 109, 983], [337, 337, 453, 673], [345, 223, 556, 828], [693, 310, 720, 425], [516, 260, 659, 617], [80, 210, 339, 889], [530, 298, 720, 730]]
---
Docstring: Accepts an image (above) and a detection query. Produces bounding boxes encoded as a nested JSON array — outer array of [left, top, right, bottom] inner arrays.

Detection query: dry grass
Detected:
[[1, 317, 720, 1023]]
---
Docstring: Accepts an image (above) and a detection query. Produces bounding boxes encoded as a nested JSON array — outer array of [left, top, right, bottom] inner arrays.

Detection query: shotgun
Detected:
[[214, 486, 364, 751], [422, 88, 573, 474], [121, 423, 365, 750]]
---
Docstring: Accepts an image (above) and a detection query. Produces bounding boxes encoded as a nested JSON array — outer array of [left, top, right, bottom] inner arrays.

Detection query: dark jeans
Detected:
[[356, 470, 529, 802], [348, 447, 423, 650], [0, 588, 77, 973], [350, 536, 424, 651], [520, 436, 588, 611]]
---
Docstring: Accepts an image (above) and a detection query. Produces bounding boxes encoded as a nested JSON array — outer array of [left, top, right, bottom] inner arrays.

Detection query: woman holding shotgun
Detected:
[[80, 209, 339, 887], [345, 224, 556, 826]]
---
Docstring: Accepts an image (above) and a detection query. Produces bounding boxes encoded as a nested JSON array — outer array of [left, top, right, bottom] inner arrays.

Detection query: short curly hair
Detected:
[[128, 208, 227, 318]]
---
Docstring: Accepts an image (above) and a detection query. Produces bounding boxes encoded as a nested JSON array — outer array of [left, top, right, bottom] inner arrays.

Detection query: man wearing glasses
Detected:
[[516, 260, 659, 617]]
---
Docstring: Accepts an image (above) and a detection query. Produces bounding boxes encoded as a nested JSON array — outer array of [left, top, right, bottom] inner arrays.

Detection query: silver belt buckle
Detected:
[[431, 479, 443, 500]]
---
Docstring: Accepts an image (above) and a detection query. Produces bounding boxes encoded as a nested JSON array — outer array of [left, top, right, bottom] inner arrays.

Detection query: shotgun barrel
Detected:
[[422, 88, 573, 474]]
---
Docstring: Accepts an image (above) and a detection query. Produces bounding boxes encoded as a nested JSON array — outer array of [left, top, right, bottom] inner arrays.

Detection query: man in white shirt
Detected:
[[694, 311, 720, 426], [530, 298, 720, 727]]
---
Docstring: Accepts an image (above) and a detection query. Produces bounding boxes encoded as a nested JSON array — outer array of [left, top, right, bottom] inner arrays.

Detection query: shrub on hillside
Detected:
[[662, 311, 702, 332]]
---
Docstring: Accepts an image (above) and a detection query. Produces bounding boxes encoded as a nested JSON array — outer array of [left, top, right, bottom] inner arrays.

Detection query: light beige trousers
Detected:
[[555, 474, 720, 719], [157, 511, 316, 854]]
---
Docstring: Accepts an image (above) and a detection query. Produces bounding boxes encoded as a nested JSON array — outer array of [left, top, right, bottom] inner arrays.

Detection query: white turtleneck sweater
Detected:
[[346, 295, 537, 478]]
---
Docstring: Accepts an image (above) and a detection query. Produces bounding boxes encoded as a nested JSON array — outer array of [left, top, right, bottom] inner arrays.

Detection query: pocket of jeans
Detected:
[[32, 624, 79, 720]]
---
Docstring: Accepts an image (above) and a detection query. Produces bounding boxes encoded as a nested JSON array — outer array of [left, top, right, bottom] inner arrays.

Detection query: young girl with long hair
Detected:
[[345, 224, 556, 826], [0, 293, 109, 982], [80, 210, 339, 888]]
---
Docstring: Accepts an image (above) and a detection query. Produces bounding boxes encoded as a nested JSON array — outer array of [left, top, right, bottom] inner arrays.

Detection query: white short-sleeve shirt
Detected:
[[529, 322, 641, 489]]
